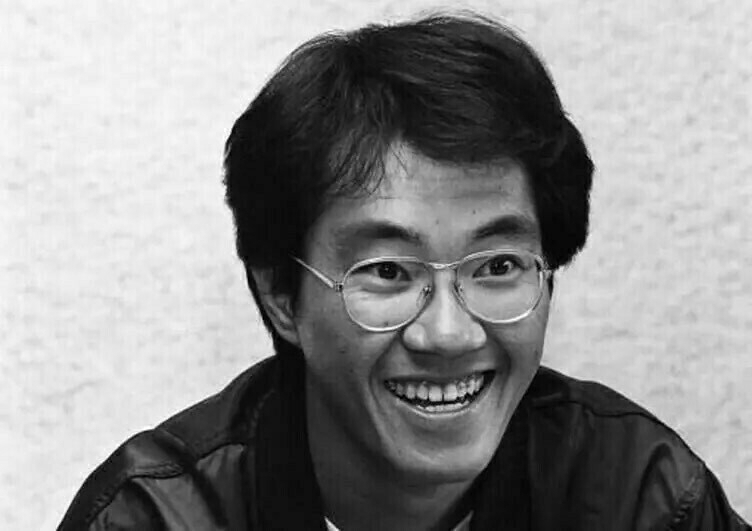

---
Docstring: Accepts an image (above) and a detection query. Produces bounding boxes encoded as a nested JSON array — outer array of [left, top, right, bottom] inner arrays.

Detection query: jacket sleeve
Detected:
[[672, 468, 751, 530], [58, 480, 167, 531]]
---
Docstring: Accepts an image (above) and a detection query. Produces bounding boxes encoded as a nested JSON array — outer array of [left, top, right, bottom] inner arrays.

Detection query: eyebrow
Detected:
[[332, 214, 539, 254], [471, 214, 540, 242], [332, 221, 424, 251]]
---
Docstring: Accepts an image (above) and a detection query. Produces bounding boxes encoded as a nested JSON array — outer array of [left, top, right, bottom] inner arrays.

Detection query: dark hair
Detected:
[[223, 12, 593, 351]]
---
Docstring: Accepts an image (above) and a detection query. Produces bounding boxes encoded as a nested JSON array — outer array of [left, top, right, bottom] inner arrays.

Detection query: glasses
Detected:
[[293, 249, 551, 332]]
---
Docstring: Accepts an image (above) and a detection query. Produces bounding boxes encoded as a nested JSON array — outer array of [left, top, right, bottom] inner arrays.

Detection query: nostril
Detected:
[[420, 285, 433, 302]]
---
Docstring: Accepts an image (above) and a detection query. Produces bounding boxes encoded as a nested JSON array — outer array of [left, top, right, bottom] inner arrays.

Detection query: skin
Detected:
[[255, 144, 550, 530]]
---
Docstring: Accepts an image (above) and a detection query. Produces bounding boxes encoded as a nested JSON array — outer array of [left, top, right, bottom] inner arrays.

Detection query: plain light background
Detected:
[[2, 0, 750, 528]]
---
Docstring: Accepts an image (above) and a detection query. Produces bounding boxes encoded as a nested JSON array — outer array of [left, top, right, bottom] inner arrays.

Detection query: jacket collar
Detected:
[[254, 352, 327, 529], [469, 399, 530, 529], [254, 352, 531, 529]]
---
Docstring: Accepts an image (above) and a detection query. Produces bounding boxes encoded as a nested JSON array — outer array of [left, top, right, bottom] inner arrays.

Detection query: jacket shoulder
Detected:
[[525, 366, 738, 529], [59, 356, 278, 530], [157, 355, 278, 455], [58, 430, 187, 530], [528, 365, 658, 417]]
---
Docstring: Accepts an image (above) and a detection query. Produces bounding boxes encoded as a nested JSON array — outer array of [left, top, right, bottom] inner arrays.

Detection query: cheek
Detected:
[[491, 303, 549, 371], [295, 297, 394, 383], [295, 285, 347, 359], [297, 317, 354, 379]]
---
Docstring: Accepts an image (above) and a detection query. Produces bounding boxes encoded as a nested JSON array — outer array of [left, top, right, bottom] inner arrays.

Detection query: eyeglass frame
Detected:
[[292, 249, 552, 333]]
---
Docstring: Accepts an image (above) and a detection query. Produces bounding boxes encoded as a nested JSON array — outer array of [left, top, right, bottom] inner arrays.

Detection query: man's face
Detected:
[[292, 145, 549, 484]]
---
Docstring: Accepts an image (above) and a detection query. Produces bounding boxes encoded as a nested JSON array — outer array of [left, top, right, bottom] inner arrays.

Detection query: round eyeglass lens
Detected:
[[458, 251, 543, 322], [342, 259, 430, 330]]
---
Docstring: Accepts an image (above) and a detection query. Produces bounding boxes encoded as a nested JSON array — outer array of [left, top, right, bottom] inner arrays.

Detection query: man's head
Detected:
[[224, 13, 592, 484]]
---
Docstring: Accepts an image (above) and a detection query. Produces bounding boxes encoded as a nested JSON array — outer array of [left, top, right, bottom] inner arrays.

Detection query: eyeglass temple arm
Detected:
[[292, 257, 342, 291]]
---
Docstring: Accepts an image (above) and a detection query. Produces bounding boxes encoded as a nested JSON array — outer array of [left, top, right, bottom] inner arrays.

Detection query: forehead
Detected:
[[308, 146, 540, 260], [377, 146, 525, 200]]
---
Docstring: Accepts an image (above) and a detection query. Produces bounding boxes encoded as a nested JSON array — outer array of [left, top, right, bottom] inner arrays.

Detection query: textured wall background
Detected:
[[2, 0, 750, 528]]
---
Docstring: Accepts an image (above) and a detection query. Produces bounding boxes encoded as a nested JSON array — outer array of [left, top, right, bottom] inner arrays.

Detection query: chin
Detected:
[[382, 436, 501, 487], [371, 371, 519, 486]]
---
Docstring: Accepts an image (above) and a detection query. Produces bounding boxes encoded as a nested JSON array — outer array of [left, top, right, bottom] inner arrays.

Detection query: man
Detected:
[[60, 12, 748, 530]]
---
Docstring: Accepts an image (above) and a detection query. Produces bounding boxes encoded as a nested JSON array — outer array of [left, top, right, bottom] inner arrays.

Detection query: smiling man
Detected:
[[287, 151, 552, 530], [60, 12, 749, 531]]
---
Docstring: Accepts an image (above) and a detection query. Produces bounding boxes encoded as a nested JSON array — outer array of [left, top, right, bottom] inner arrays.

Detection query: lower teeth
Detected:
[[421, 401, 468, 413]]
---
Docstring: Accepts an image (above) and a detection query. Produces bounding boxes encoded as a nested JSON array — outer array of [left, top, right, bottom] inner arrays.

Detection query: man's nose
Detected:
[[402, 276, 487, 356]]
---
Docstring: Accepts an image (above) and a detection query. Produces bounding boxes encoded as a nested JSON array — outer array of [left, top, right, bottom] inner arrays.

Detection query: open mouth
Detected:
[[384, 371, 494, 414]]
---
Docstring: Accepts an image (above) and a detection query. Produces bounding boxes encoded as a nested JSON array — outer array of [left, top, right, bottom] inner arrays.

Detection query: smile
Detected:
[[384, 371, 494, 414]]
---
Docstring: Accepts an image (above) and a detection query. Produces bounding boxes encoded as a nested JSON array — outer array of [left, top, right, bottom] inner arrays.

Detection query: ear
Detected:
[[249, 267, 301, 347]]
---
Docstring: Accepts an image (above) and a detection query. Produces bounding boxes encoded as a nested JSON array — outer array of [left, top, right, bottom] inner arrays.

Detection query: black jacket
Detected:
[[60, 354, 749, 530]]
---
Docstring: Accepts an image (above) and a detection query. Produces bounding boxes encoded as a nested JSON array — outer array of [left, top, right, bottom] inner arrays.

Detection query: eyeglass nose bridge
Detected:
[[417, 259, 470, 311], [427, 261, 457, 271], [424, 258, 464, 285]]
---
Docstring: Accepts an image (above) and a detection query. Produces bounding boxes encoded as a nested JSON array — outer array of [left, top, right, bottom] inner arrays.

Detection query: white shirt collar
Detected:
[[325, 511, 473, 530]]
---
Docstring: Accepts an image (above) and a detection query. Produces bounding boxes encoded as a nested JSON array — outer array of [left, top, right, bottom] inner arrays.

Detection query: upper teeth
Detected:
[[386, 373, 486, 403]]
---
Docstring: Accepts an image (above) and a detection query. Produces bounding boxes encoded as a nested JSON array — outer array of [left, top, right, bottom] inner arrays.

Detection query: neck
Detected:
[[306, 385, 474, 530]]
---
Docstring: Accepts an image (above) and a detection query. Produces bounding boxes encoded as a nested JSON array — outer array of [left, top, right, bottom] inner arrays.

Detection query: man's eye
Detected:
[[368, 262, 407, 281], [475, 256, 520, 277]]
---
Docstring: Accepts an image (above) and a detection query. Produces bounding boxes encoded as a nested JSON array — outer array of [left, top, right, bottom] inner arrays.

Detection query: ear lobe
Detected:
[[249, 268, 301, 347]]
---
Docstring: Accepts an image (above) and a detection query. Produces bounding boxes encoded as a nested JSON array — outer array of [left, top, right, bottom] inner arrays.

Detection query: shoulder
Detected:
[[526, 365, 693, 446], [526, 366, 690, 453], [59, 356, 279, 530], [524, 366, 745, 529]]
